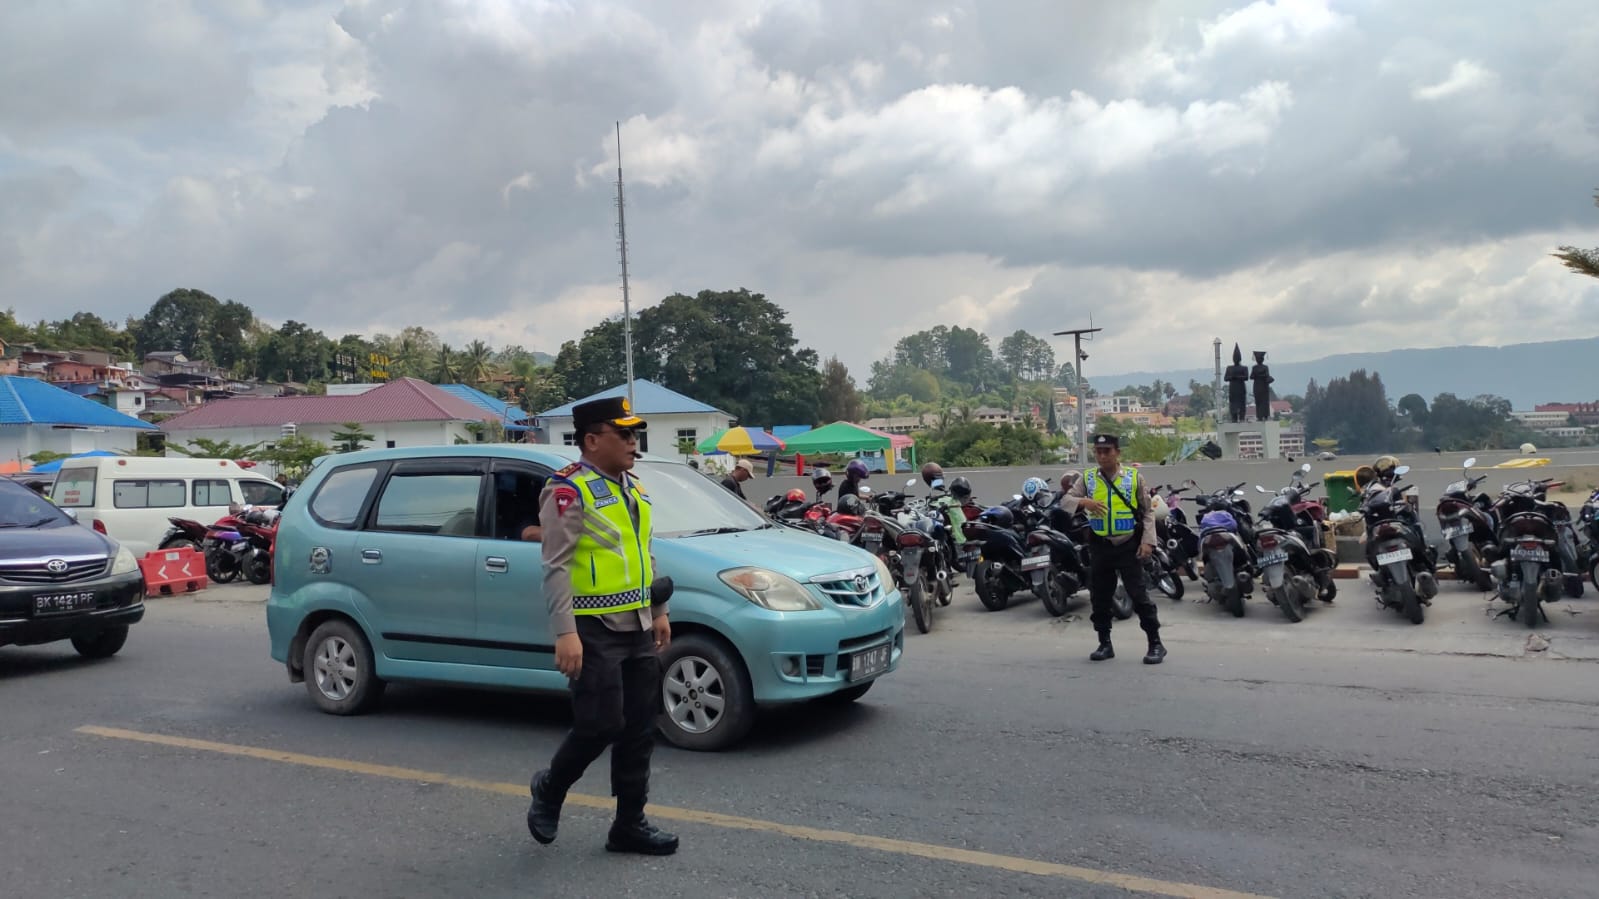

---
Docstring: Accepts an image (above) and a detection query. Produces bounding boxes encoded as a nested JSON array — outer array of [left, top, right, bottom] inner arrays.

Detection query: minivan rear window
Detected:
[[310, 465, 380, 528], [53, 467, 96, 507]]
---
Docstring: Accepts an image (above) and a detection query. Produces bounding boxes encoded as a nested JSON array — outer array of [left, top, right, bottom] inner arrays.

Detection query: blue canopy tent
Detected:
[[28, 450, 123, 473]]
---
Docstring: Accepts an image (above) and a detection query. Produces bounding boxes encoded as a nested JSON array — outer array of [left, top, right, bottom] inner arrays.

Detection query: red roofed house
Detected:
[[156, 378, 509, 453]]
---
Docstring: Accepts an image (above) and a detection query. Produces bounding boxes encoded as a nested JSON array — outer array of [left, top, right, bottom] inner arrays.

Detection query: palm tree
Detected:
[[432, 344, 458, 384], [394, 336, 426, 379], [462, 339, 494, 386]]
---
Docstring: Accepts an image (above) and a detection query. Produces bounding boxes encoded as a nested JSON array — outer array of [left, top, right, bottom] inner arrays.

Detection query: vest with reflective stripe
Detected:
[[1084, 467, 1140, 538], [564, 469, 654, 615]]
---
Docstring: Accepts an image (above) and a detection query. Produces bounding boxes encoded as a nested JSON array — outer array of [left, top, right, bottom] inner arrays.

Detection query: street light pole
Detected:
[[1052, 326, 1102, 466]]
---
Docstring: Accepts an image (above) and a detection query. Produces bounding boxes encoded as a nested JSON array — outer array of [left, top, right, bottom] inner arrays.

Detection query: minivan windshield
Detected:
[[0, 482, 73, 529], [634, 460, 770, 537]]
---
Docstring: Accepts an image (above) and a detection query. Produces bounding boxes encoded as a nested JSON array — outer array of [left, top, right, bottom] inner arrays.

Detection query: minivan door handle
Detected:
[[361, 549, 382, 564], [484, 556, 509, 573]]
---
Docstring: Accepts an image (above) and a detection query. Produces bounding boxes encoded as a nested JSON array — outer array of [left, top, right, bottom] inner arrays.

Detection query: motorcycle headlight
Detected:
[[719, 567, 822, 612], [110, 545, 138, 575]]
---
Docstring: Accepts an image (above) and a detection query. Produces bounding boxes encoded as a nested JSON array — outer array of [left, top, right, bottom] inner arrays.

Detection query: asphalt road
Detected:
[[739, 447, 1599, 543], [5, 579, 1599, 899]]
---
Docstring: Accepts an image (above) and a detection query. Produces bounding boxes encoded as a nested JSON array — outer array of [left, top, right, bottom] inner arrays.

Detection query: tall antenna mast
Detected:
[[615, 121, 635, 408]]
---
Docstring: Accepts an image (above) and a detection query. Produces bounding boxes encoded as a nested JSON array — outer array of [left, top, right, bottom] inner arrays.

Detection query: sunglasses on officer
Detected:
[[597, 425, 639, 443]]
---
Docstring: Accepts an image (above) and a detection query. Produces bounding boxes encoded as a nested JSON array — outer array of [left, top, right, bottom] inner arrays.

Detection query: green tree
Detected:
[[817, 356, 864, 423], [432, 344, 459, 384], [261, 434, 331, 481], [461, 339, 494, 385], [1396, 393, 1430, 426], [257, 321, 332, 383], [1553, 189, 1599, 279], [170, 437, 265, 460], [1303, 370, 1395, 453], [1186, 379, 1215, 418], [331, 422, 375, 453], [997, 330, 1055, 382]]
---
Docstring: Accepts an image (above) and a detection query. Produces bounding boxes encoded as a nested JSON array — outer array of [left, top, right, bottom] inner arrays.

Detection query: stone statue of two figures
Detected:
[[1223, 344, 1273, 423]]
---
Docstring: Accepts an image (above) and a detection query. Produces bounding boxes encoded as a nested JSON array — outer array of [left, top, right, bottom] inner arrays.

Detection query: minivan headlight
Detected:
[[719, 567, 822, 612], [110, 545, 138, 575], [871, 553, 894, 593]]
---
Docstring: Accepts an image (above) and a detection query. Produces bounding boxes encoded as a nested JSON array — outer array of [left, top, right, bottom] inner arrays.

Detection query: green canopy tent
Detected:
[[780, 421, 915, 474]]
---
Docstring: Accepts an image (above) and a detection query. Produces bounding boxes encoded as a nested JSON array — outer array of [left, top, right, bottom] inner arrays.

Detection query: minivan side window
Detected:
[[370, 472, 483, 537], [53, 467, 96, 507], [193, 479, 232, 506], [241, 481, 286, 507], [113, 479, 186, 508], [309, 466, 380, 529]]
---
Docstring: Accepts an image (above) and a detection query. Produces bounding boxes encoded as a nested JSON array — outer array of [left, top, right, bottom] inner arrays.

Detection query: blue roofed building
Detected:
[[533, 380, 733, 456], [434, 383, 532, 434], [1, 375, 158, 467]]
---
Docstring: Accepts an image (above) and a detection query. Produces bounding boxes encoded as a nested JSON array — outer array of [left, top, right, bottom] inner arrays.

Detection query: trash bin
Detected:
[[1323, 470, 1361, 514]]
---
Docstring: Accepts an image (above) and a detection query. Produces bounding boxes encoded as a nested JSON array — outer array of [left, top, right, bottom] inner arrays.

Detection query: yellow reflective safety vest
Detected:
[[558, 464, 654, 616], [1083, 467, 1141, 538]]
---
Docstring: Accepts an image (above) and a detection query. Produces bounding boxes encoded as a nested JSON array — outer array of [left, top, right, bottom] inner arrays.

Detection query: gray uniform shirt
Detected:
[[1060, 465, 1158, 549], [539, 461, 665, 636]]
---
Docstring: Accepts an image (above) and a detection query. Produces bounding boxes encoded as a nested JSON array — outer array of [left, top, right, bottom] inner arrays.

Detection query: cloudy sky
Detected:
[[2, 0, 1596, 380]]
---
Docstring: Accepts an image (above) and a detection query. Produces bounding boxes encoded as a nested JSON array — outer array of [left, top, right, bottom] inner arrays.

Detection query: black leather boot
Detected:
[[606, 803, 680, 856], [1089, 640, 1114, 661], [526, 769, 562, 845], [1143, 641, 1167, 665]]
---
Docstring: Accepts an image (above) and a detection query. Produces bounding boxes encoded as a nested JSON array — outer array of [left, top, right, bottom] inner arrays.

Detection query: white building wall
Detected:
[[161, 419, 480, 455], [536, 411, 734, 456], [0, 425, 141, 465]]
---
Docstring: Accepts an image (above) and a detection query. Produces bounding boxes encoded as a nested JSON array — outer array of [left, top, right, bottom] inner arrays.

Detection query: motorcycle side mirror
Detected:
[[1394, 465, 1411, 476], [1233, 489, 1246, 497], [1463, 457, 1477, 469], [1255, 485, 1270, 494], [1300, 462, 1312, 473]]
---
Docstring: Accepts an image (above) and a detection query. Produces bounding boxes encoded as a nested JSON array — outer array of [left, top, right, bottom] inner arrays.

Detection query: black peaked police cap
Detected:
[[573, 396, 646, 431], [1093, 433, 1120, 450]]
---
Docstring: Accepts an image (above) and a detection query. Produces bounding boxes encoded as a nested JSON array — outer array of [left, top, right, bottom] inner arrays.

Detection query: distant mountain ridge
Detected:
[[1089, 337, 1599, 410]]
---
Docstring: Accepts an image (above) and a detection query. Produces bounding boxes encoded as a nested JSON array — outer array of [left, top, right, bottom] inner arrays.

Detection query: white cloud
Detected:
[[1413, 60, 1495, 101]]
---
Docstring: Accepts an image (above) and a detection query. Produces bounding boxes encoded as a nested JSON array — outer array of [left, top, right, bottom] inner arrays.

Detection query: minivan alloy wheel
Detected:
[[313, 634, 359, 701], [664, 655, 725, 734]]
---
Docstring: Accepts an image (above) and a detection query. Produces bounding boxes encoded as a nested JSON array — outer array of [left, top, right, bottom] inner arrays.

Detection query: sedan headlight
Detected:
[[719, 567, 822, 612], [110, 545, 138, 575]]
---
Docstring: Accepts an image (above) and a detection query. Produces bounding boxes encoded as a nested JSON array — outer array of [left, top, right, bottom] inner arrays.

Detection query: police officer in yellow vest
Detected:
[[527, 396, 679, 855], [1060, 434, 1167, 664]]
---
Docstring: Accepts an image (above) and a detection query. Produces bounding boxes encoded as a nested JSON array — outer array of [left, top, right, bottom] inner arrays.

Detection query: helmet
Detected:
[[837, 494, 864, 516], [785, 488, 807, 503], [846, 459, 870, 480], [978, 505, 1014, 529], [948, 476, 972, 499], [1021, 477, 1047, 500], [1374, 455, 1399, 475], [920, 462, 944, 486], [810, 467, 833, 488]]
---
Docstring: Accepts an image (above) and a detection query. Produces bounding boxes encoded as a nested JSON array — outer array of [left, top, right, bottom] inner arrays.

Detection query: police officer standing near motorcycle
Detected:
[[527, 396, 679, 855], [1061, 434, 1167, 664]]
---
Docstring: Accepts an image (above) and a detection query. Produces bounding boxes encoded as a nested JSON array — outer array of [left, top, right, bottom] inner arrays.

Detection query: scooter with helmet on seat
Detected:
[[964, 504, 1032, 611]]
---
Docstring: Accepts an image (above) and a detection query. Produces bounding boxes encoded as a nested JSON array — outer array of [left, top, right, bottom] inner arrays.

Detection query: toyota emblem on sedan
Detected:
[[853, 575, 868, 593], [46, 559, 70, 574]]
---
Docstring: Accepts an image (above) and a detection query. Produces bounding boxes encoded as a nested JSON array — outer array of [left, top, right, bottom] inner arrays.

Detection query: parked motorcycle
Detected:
[[1251, 464, 1339, 622], [1360, 465, 1437, 624], [1488, 478, 1581, 627], [1434, 457, 1497, 591], [158, 516, 209, 552], [1154, 484, 1201, 583], [1193, 481, 1255, 616]]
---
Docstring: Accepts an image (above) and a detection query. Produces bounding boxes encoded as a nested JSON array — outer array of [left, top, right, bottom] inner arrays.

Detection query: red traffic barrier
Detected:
[[139, 547, 209, 595]]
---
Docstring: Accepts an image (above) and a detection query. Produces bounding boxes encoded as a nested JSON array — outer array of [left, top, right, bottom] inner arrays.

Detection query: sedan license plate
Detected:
[[1441, 524, 1470, 539], [1020, 553, 1052, 571], [34, 592, 96, 615], [1258, 549, 1288, 566], [1510, 546, 1549, 562], [848, 643, 891, 681], [1375, 548, 1413, 566]]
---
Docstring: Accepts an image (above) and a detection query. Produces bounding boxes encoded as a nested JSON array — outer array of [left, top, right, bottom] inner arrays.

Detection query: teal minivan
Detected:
[[266, 445, 904, 751]]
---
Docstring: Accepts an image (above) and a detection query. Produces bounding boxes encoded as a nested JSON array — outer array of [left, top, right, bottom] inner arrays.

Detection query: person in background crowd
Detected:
[[721, 458, 753, 499]]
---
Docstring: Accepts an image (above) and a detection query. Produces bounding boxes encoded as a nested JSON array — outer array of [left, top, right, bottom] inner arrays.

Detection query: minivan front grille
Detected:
[[808, 567, 884, 607], [0, 557, 109, 584]]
